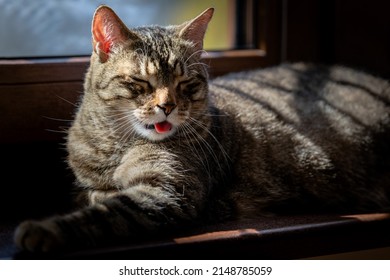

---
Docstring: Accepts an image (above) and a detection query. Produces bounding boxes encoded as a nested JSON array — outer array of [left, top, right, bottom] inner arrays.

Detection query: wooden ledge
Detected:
[[3, 212, 389, 260]]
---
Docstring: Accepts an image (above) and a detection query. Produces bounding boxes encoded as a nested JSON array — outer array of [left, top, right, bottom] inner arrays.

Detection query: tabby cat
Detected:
[[14, 5, 390, 253]]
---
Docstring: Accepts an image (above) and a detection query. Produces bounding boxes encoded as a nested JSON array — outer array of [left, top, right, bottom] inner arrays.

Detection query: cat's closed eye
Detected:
[[122, 77, 152, 98], [178, 80, 201, 97], [131, 76, 152, 89]]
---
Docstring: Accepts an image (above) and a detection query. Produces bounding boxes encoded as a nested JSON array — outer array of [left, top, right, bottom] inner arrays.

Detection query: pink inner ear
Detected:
[[93, 16, 112, 54]]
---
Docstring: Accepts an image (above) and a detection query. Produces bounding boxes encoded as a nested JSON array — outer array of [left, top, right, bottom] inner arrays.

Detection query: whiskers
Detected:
[[177, 114, 230, 180], [105, 108, 138, 153], [43, 118, 70, 135], [187, 61, 210, 70], [183, 49, 209, 65], [42, 94, 77, 136], [55, 94, 78, 107], [182, 48, 210, 75]]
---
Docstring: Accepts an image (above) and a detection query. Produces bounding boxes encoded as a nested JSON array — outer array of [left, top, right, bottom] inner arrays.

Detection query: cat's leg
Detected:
[[88, 189, 118, 204], [14, 183, 198, 253], [14, 219, 65, 253], [14, 189, 120, 252], [14, 203, 110, 253], [14, 145, 209, 253]]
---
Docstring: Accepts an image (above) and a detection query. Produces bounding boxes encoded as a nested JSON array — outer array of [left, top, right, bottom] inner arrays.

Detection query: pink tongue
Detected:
[[154, 121, 172, 134]]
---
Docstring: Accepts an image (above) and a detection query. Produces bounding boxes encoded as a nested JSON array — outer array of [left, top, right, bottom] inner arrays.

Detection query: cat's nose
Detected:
[[157, 103, 177, 116]]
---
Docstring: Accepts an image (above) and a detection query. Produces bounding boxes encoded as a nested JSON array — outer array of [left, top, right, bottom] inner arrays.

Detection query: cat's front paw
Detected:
[[14, 220, 64, 253]]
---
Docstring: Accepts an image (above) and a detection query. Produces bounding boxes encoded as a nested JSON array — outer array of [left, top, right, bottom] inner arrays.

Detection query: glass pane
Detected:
[[0, 0, 235, 58]]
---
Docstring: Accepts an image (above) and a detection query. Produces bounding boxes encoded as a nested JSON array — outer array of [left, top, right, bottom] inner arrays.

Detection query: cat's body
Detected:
[[14, 6, 390, 253]]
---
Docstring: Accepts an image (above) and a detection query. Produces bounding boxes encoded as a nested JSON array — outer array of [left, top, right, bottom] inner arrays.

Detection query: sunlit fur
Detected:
[[14, 6, 390, 254]]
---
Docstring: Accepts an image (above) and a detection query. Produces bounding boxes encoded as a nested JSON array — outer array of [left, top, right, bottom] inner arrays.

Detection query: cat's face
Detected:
[[97, 35, 209, 142], [88, 6, 214, 141]]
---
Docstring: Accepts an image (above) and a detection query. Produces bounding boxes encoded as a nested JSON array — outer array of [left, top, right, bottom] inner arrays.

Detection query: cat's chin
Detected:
[[134, 122, 177, 141]]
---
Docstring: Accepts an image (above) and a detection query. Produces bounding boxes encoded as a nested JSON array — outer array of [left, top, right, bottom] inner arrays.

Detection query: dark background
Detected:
[[279, 0, 389, 79]]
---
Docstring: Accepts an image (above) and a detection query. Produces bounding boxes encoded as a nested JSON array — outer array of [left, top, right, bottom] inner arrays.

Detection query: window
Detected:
[[0, 0, 282, 62], [0, 0, 284, 71], [0, 0, 237, 58]]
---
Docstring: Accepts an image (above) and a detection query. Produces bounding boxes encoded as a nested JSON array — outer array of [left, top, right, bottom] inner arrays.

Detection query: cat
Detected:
[[14, 5, 390, 254]]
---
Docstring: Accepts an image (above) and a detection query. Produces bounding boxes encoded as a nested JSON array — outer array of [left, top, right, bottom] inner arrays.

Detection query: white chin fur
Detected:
[[134, 123, 177, 141]]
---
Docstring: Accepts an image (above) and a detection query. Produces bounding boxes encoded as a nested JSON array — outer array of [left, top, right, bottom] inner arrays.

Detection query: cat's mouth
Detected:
[[145, 121, 173, 134]]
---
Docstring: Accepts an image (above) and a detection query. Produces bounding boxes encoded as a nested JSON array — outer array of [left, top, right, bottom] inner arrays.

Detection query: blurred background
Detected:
[[0, 0, 235, 57]]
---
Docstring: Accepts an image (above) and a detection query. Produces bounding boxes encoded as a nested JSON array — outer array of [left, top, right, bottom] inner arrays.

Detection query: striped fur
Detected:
[[15, 5, 390, 253]]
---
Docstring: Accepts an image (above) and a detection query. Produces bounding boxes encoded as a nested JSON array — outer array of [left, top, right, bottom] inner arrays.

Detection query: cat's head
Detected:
[[86, 5, 214, 141]]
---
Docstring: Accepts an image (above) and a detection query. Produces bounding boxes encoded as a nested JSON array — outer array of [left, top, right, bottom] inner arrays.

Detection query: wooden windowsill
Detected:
[[2, 212, 390, 260]]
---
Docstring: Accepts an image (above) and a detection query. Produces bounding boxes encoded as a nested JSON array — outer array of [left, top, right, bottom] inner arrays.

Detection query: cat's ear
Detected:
[[178, 7, 214, 52], [92, 5, 138, 63]]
